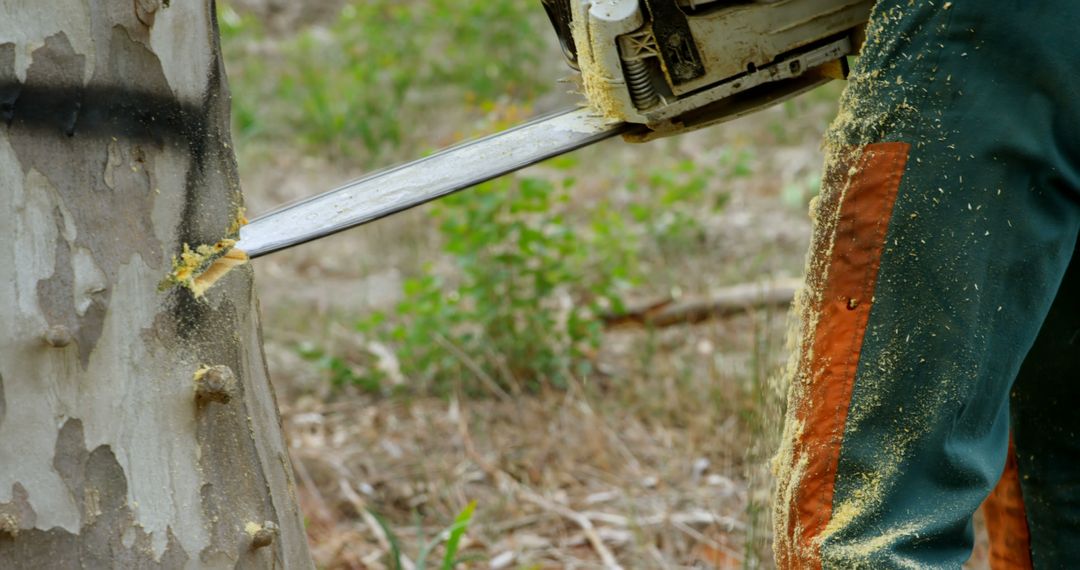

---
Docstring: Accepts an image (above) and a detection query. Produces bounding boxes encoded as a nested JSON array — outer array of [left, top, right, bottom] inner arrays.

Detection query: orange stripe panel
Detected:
[[780, 142, 910, 569], [982, 437, 1033, 569]]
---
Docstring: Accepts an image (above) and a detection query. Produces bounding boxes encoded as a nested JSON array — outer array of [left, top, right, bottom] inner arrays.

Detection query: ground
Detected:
[[219, 1, 990, 568]]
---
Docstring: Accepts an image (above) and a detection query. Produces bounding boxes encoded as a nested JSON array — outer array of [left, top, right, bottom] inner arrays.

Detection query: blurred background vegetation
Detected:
[[221, 1, 548, 160], [218, 0, 857, 567]]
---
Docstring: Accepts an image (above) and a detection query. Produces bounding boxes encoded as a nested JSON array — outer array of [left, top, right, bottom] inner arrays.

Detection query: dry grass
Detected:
[[279, 309, 789, 569], [263, 270, 798, 569]]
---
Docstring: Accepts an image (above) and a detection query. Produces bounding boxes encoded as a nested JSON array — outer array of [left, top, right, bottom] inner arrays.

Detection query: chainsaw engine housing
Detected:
[[547, 0, 873, 140]]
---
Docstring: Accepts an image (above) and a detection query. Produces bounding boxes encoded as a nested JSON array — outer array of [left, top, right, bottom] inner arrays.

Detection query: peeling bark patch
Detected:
[[10, 31, 182, 366], [1, 36, 85, 136], [0, 34, 203, 142], [53, 419, 90, 511], [0, 419, 189, 568], [12, 30, 167, 276], [36, 235, 108, 367], [139, 310, 177, 352]]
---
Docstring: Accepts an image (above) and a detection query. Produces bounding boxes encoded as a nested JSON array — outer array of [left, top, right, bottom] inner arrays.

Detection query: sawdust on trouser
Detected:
[[772, 1, 1080, 568]]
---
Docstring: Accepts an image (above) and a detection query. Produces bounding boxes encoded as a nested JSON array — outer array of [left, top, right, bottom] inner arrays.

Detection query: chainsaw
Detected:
[[235, 0, 871, 258]]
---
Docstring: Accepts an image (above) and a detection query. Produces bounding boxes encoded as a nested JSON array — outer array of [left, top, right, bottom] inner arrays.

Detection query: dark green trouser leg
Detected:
[[774, 1, 1080, 568], [1012, 239, 1080, 567]]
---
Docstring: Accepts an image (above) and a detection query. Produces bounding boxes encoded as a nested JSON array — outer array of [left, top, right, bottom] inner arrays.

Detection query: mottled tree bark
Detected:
[[0, 1, 313, 567]]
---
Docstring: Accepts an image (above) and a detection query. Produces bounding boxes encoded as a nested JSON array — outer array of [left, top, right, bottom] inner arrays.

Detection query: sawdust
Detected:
[[160, 239, 245, 297], [228, 205, 249, 236], [824, 522, 925, 569], [819, 369, 953, 567], [244, 520, 264, 538], [771, 0, 958, 563], [159, 206, 250, 298], [770, 416, 809, 557], [818, 402, 920, 545], [577, 32, 631, 122], [770, 143, 859, 564]]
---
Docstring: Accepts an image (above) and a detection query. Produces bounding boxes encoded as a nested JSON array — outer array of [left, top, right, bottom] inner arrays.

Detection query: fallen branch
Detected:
[[602, 278, 800, 328]]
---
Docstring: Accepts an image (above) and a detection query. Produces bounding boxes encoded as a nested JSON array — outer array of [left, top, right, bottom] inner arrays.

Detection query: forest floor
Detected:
[[219, 1, 989, 568]]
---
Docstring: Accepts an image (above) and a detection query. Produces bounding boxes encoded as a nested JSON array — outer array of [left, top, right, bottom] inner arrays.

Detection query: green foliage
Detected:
[[626, 152, 749, 252], [371, 502, 477, 570], [435, 501, 476, 570], [628, 158, 714, 248], [393, 173, 635, 394], [218, 0, 548, 160], [293, 151, 748, 397], [329, 169, 639, 396], [369, 511, 405, 570], [296, 343, 382, 393]]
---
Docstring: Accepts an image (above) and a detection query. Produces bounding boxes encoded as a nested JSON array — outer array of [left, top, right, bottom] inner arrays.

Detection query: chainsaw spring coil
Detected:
[[624, 59, 660, 110]]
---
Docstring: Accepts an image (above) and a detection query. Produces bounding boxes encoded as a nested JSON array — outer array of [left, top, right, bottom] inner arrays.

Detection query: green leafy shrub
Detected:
[[316, 169, 639, 396]]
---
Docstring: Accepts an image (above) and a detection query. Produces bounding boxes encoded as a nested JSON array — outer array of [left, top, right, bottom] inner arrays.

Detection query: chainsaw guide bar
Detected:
[[236, 108, 627, 258]]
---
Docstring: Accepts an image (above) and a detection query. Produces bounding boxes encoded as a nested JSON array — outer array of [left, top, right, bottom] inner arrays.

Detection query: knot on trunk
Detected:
[[193, 365, 236, 405], [43, 325, 73, 348], [246, 520, 279, 549]]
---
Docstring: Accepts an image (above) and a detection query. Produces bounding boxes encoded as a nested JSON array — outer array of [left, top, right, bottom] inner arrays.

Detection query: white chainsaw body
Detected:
[[554, 0, 873, 139]]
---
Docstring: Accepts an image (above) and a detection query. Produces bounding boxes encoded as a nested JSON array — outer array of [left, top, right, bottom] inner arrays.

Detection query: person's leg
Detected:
[[773, 1, 1080, 567], [992, 240, 1080, 567]]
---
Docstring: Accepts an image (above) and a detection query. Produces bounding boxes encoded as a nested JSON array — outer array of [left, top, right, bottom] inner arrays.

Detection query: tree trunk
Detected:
[[0, 1, 313, 567]]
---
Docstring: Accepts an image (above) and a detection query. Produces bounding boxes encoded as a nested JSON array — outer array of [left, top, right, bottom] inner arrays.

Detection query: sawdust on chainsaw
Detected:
[[577, 28, 633, 122]]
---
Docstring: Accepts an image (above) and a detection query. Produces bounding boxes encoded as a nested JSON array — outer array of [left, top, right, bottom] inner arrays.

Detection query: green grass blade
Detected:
[[368, 509, 403, 570], [441, 501, 477, 570]]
